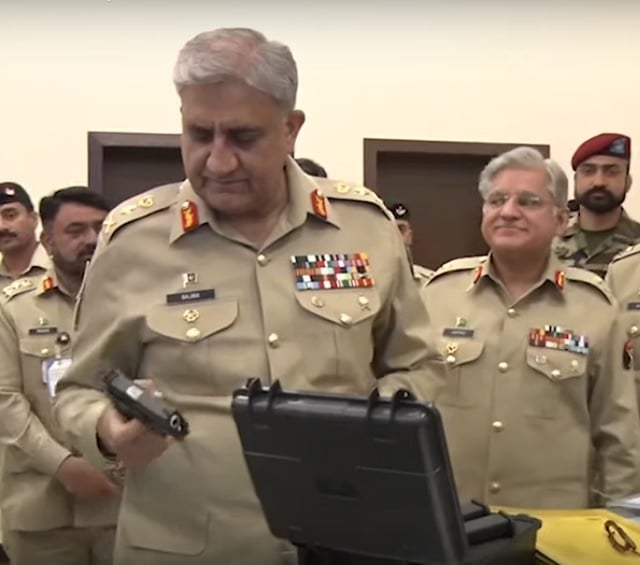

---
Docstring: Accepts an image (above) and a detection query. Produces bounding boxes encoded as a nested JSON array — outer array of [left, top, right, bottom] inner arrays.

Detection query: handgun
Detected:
[[103, 369, 190, 439]]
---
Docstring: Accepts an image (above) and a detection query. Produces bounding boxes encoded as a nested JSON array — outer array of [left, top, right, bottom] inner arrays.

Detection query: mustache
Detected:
[[77, 244, 97, 259]]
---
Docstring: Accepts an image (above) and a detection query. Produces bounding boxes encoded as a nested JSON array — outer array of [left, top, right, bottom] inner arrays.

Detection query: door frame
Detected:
[[87, 131, 181, 196], [363, 138, 550, 190]]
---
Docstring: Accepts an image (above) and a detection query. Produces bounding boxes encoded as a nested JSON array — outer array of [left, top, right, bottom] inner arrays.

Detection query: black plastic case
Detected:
[[231, 381, 541, 565]]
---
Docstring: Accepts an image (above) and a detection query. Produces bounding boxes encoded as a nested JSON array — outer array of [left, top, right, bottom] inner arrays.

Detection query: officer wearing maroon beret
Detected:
[[554, 133, 640, 278]]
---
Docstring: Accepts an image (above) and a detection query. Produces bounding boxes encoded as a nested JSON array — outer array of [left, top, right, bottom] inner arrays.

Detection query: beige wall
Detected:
[[2, 0, 640, 215]]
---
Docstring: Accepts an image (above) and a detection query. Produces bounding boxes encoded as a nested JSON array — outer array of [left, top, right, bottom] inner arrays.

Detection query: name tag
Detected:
[[166, 289, 216, 305], [29, 327, 58, 336], [443, 328, 475, 338], [628, 302, 640, 311], [41, 357, 72, 398]]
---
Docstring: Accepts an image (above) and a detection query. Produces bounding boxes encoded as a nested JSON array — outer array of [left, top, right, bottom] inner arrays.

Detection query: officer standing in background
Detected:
[[554, 133, 640, 278], [0, 182, 49, 281], [412, 147, 639, 509], [386, 201, 434, 286], [0, 187, 119, 565], [605, 240, 640, 414], [53, 27, 436, 565]]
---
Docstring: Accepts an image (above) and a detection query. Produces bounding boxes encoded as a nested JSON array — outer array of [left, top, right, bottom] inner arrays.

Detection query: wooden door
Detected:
[[364, 139, 550, 269]]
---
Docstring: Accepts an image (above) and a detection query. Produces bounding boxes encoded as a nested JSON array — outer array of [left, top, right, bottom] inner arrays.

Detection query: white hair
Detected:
[[173, 27, 298, 111], [478, 147, 568, 206]]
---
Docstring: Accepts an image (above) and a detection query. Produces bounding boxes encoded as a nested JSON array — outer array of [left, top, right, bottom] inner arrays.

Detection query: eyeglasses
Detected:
[[605, 519, 640, 556], [484, 191, 554, 210]]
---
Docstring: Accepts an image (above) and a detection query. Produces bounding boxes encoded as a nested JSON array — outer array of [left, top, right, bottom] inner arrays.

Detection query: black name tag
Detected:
[[28, 327, 58, 336], [628, 302, 640, 311], [443, 328, 475, 338], [166, 289, 216, 305]]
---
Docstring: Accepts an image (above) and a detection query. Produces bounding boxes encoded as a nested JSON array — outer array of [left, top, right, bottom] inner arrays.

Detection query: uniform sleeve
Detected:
[[0, 302, 71, 476], [591, 311, 640, 501], [373, 224, 444, 397], [53, 237, 143, 468]]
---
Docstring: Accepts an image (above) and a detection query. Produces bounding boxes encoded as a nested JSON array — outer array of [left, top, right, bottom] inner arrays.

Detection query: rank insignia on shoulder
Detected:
[[291, 253, 374, 290], [528, 325, 589, 355], [554, 270, 566, 290], [2, 278, 34, 299]]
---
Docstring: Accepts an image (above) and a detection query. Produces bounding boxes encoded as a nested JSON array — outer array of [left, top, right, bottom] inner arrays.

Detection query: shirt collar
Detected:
[[0, 243, 51, 280], [168, 157, 340, 244], [467, 252, 567, 295]]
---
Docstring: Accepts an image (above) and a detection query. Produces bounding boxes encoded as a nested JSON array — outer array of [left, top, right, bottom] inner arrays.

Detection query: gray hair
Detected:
[[173, 28, 298, 111], [478, 147, 568, 207]]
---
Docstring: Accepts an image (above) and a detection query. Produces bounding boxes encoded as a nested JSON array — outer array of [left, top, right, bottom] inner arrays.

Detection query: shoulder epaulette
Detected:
[[101, 183, 180, 243], [610, 242, 640, 264], [427, 256, 487, 284], [1, 277, 36, 301], [317, 179, 393, 221], [565, 267, 613, 304]]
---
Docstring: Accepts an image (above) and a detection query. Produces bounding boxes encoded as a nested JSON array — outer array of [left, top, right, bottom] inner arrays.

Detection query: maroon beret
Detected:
[[571, 133, 631, 170]]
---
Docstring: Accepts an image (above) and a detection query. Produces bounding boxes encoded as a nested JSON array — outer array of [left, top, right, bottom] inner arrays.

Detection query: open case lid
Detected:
[[231, 380, 468, 565]]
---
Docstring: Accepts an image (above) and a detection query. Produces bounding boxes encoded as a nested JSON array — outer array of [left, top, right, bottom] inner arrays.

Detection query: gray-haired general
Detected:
[[410, 147, 640, 508], [53, 27, 436, 564]]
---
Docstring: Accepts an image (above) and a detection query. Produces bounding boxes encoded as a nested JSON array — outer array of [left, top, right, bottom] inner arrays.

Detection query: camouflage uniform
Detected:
[[554, 210, 640, 278]]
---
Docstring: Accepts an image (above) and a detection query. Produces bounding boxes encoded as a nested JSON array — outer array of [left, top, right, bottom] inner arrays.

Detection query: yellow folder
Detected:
[[498, 508, 640, 565]]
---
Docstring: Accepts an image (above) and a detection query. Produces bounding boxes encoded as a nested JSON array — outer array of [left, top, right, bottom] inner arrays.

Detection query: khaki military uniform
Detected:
[[554, 210, 640, 278], [0, 243, 50, 282], [0, 269, 119, 565], [412, 264, 434, 289], [606, 244, 640, 414], [53, 159, 435, 565], [414, 254, 640, 509]]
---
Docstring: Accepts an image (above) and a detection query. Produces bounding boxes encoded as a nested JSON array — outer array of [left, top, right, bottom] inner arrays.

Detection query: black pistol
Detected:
[[103, 369, 190, 439]]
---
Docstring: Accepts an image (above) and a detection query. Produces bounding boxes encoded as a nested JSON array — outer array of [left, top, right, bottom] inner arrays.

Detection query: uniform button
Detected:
[[498, 361, 509, 373], [339, 313, 353, 326], [630, 325, 640, 337], [535, 355, 547, 365], [550, 369, 561, 379], [507, 308, 517, 318], [492, 421, 504, 432], [489, 482, 501, 494], [570, 360, 580, 373], [185, 327, 201, 341], [40, 348, 50, 356], [267, 333, 280, 347], [446, 355, 457, 365], [358, 296, 370, 310], [257, 254, 269, 266], [311, 296, 325, 308]]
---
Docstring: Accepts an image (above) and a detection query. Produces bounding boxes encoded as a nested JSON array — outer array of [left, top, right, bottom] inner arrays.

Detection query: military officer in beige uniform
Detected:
[[605, 244, 640, 413], [0, 187, 119, 565], [53, 28, 435, 565], [416, 147, 640, 509], [0, 182, 49, 282]]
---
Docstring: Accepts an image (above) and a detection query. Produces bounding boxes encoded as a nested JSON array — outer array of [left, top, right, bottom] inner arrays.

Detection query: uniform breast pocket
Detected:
[[18, 337, 57, 393], [143, 299, 239, 396], [525, 347, 588, 419], [437, 339, 485, 407], [295, 289, 381, 392]]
